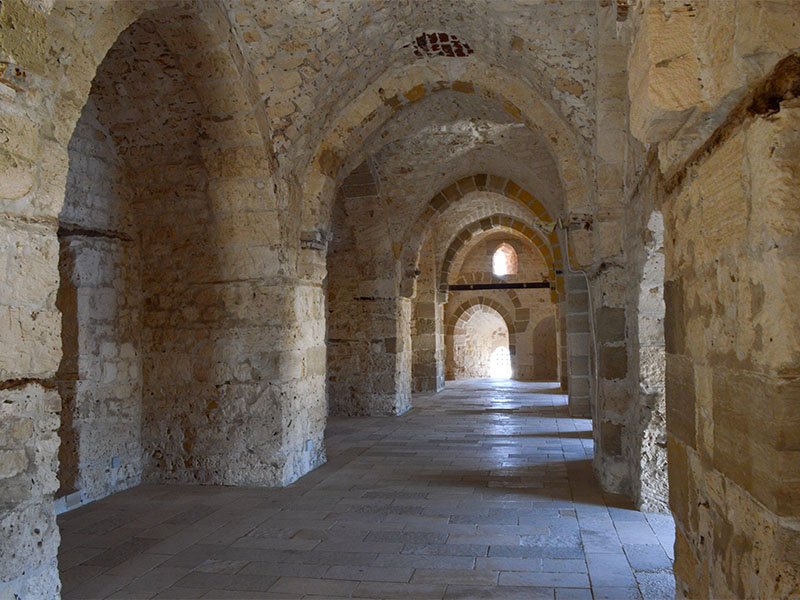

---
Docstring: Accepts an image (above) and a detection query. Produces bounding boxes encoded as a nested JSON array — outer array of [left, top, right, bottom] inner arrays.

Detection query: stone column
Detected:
[[328, 291, 412, 416], [565, 273, 592, 417], [412, 235, 445, 393]]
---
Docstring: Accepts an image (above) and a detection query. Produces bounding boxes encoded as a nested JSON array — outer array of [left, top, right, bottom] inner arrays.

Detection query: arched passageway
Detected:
[[7, 2, 799, 599], [442, 229, 560, 385], [49, 1, 326, 513], [56, 12, 227, 506], [446, 304, 512, 380]]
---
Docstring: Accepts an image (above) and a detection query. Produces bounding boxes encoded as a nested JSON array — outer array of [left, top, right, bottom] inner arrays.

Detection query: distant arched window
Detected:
[[492, 243, 518, 276]]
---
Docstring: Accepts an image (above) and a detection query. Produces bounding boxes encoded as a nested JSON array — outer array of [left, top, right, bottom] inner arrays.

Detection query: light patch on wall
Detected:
[[490, 346, 512, 379]]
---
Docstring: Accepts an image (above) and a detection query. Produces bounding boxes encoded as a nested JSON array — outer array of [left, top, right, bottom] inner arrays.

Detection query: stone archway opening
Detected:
[[52, 4, 314, 516], [55, 15, 222, 508], [446, 305, 512, 381]]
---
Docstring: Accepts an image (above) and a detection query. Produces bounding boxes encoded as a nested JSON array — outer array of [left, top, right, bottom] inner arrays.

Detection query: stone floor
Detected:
[[57, 380, 675, 599]]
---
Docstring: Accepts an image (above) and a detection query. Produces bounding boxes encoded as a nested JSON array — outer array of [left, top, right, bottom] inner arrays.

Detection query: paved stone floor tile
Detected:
[[592, 586, 643, 599], [58, 380, 674, 599], [498, 570, 590, 588], [150, 587, 206, 599], [445, 584, 554, 599], [238, 560, 329, 578], [636, 570, 677, 600], [373, 552, 476, 570], [476, 556, 543, 571], [200, 590, 291, 599], [586, 551, 638, 588], [623, 543, 673, 572], [63, 573, 133, 599], [411, 568, 500, 585], [555, 587, 593, 599], [323, 565, 414, 582], [267, 576, 359, 596], [352, 581, 447, 598]]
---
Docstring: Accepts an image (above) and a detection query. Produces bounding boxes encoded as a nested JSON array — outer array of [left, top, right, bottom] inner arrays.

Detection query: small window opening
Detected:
[[492, 243, 518, 276]]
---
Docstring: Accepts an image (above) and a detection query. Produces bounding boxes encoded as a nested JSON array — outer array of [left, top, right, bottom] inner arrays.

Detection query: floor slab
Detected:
[[58, 380, 675, 599]]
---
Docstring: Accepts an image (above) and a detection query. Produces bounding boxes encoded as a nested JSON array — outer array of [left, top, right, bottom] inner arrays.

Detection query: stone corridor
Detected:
[[57, 381, 674, 599]]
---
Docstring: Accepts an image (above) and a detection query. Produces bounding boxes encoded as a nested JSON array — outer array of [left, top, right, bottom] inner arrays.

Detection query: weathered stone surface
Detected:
[[628, 0, 800, 173], [0, 384, 61, 598], [631, 26, 800, 594], [0, 0, 796, 597]]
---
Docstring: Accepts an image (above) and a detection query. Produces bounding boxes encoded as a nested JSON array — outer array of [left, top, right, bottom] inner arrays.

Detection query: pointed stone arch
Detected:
[[399, 175, 564, 300], [46, 1, 273, 160], [446, 296, 522, 341], [438, 213, 561, 302], [445, 297, 522, 379], [298, 61, 592, 250]]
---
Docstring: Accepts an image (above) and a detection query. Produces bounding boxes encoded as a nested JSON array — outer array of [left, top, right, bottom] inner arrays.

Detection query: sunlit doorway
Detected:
[[489, 346, 512, 379], [446, 304, 512, 380]]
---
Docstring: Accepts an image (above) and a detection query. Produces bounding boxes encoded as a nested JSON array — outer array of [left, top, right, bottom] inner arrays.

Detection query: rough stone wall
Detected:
[[625, 1, 800, 595], [0, 2, 327, 596], [576, 0, 636, 495], [622, 165, 667, 512], [327, 288, 413, 416], [56, 94, 143, 506], [10, 3, 800, 600], [326, 162, 412, 416], [628, 0, 800, 171], [446, 306, 509, 380], [411, 234, 445, 393], [63, 16, 327, 491], [0, 383, 61, 599], [663, 99, 800, 599]]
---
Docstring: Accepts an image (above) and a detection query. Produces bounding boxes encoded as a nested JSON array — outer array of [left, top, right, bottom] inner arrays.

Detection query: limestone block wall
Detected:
[[581, 0, 637, 493], [327, 289, 413, 416], [663, 99, 800, 599], [55, 15, 327, 491], [412, 234, 445, 393], [0, 3, 328, 596], [532, 314, 559, 382], [564, 273, 592, 418], [326, 163, 412, 416], [626, 1, 800, 593], [0, 384, 61, 598], [557, 299, 569, 390], [56, 95, 144, 505], [628, 0, 800, 171], [56, 231, 143, 502], [621, 166, 667, 512]]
